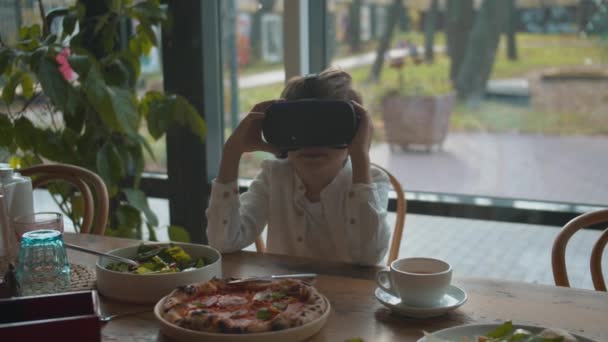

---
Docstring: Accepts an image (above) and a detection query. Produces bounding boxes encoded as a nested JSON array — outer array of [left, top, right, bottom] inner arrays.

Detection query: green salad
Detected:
[[424, 321, 579, 342], [106, 244, 206, 274]]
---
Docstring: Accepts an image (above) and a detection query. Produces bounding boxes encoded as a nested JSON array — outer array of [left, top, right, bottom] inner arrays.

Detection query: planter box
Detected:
[[381, 92, 455, 151]]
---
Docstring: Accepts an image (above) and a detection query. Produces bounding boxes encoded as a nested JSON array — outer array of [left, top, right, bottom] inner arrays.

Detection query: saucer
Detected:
[[375, 285, 468, 318]]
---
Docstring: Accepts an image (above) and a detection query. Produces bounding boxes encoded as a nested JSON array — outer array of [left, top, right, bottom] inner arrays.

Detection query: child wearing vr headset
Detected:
[[206, 68, 390, 265]]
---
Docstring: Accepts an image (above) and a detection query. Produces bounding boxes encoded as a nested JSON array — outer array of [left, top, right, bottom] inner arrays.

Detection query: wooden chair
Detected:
[[552, 209, 608, 291], [19, 164, 109, 235], [254, 163, 407, 266]]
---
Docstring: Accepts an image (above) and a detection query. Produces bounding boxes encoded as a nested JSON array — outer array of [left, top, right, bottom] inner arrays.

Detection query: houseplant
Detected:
[[0, 0, 205, 240], [380, 45, 455, 152]]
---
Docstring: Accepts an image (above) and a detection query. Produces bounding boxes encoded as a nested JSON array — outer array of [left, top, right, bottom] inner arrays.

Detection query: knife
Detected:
[[228, 273, 317, 284]]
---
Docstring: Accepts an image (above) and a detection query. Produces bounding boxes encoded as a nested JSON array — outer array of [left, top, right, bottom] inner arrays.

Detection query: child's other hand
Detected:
[[225, 100, 280, 156], [348, 101, 373, 158]]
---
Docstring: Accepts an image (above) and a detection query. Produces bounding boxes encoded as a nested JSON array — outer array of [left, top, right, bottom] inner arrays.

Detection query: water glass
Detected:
[[13, 212, 64, 242], [15, 229, 71, 296]]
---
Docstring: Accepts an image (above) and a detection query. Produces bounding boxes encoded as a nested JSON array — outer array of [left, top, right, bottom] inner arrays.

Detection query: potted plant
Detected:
[[380, 43, 455, 152], [0, 0, 205, 240]]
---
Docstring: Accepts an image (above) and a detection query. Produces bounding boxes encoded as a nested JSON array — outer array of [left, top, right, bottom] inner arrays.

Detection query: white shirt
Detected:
[[206, 158, 391, 265]]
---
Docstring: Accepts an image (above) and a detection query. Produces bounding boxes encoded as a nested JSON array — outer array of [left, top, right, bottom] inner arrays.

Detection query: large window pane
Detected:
[[222, 0, 285, 179], [325, 0, 608, 205]]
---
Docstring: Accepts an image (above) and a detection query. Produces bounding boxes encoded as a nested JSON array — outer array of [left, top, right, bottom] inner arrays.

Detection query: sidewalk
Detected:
[[239, 46, 446, 88]]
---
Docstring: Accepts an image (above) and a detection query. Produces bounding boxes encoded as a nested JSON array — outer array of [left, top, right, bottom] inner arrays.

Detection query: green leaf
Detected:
[[146, 223, 158, 241], [486, 321, 514, 339], [123, 188, 159, 227], [42, 34, 58, 45], [107, 86, 139, 136], [62, 13, 78, 38], [37, 56, 69, 111], [14, 117, 37, 150], [129, 1, 167, 22], [104, 59, 130, 87], [143, 92, 171, 139], [0, 115, 14, 147], [168, 225, 191, 243], [96, 142, 124, 188], [67, 54, 92, 77], [21, 73, 34, 99], [0, 49, 15, 75], [115, 204, 142, 237], [173, 96, 207, 142], [83, 67, 118, 131], [2, 71, 22, 104]]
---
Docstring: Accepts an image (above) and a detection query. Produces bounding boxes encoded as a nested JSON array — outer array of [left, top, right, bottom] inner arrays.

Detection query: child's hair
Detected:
[[281, 67, 363, 104]]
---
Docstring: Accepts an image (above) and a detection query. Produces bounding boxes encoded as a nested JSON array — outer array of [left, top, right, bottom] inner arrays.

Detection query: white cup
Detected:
[[376, 257, 452, 307]]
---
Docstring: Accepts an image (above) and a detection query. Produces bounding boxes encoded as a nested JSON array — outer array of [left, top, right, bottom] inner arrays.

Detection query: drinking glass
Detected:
[[12, 212, 64, 242], [15, 229, 71, 296]]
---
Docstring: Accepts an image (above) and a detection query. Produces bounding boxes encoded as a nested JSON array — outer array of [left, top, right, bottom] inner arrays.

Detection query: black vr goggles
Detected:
[[262, 99, 359, 152]]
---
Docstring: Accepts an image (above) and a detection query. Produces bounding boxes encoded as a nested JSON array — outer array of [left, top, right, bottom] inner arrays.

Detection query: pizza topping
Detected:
[[192, 296, 218, 308], [217, 295, 248, 307], [256, 307, 273, 320], [230, 309, 249, 318], [253, 290, 273, 302], [272, 301, 288, 310], [271, 291, 287, 300]]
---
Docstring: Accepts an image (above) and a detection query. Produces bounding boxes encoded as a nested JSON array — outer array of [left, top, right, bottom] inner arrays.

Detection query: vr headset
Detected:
[[262, 99, 359, 152]]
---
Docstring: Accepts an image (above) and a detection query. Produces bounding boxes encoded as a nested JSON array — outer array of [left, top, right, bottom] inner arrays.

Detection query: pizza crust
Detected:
[[161, 278, 327, 334]]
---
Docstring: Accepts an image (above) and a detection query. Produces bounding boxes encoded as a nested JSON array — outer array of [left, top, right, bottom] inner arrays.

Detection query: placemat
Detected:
[[0, 257, 97, 293]]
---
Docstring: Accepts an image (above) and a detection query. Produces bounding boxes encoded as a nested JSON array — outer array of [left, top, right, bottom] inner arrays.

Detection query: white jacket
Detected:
[[206, 158, 391, 265]]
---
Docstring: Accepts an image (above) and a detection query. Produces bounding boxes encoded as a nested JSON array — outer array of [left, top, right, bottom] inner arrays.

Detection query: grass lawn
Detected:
[[237, 33, 608, 136]]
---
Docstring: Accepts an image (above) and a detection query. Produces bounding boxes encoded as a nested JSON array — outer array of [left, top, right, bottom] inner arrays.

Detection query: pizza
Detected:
[[160, 278, 328, 333]]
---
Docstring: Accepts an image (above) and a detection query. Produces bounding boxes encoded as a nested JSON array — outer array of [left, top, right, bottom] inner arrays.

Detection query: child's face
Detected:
[[287, 147, 348, 176]]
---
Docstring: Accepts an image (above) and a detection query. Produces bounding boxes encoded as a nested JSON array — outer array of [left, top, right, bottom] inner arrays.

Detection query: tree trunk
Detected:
[[456, 0, 509, 101], [368, 0, 402, 82], [424, 0, 439, 63], [506, 0, 518, 60], [347, 0, 362, 53], [577, 0, 595, 32], [445, 0, 474, 83], [250, 0, 275, 61]]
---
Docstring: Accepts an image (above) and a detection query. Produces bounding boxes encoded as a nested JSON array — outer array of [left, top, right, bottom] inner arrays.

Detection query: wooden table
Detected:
[[65, 234, 608, 342]]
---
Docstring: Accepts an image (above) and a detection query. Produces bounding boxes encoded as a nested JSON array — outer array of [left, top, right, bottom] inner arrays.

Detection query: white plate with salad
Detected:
[[418, 321, 596, 342]]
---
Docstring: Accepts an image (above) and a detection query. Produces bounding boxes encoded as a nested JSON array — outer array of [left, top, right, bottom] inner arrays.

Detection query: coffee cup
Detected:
[[376, 257, 452, 307]]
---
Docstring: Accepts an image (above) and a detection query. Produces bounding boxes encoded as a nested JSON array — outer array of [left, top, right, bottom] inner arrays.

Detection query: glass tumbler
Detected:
[[13, 212, 64, 242], [15, 229, 71, 296]]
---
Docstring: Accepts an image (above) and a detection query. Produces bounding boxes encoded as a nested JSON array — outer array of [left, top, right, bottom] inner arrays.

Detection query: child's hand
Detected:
[[348, 101, 373, 158], [225, 100, 280, 156]]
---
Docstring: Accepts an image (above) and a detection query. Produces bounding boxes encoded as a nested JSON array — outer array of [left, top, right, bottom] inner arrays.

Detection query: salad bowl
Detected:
[[95, 242, 222, 304]]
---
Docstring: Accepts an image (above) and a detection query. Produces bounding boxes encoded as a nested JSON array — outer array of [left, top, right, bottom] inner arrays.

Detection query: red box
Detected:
[[0, 290, 101, 341]]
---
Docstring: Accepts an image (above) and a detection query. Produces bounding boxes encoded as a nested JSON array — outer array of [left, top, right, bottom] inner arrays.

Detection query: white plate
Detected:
[[154, 294, 331, 342], [417, 323, 596, 342], [375, 285, 467, 318]]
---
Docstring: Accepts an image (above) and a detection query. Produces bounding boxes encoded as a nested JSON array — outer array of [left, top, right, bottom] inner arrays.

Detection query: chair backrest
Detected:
[[552, 209, 608, 291], [19, 164, 109, 235], [254, 163, 407, 266]]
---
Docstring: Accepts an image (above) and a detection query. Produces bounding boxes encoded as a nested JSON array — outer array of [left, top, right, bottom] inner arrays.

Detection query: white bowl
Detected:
[[154, 294, 331, 342], [95, 242, 222, 304]]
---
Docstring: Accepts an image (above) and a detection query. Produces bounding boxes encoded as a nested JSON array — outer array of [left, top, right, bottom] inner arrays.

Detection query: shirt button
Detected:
[[223, 219, 228, 225], [223, 191, 230, 198], [298, 185, 305, 191], [350, 218, 356, 224], [296, 210, 303, 217], [297, 236, 303, 242], [348, 191, 355, 198]]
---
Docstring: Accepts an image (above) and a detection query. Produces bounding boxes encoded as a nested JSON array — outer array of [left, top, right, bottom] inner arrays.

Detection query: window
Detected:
[[322, 0, 608, 209]]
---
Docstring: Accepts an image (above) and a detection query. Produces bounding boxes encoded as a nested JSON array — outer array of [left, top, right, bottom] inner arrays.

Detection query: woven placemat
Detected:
[[1, 257, 97, 292]]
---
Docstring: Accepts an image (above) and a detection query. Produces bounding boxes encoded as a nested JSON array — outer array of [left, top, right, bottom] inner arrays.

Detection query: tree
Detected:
[[456, 0, 509, 101], [347, 0, 363, 53], [445, 0, 474, 83], [505, 0, 518, 60], [368, 0, 402, 82], [423, 0, 439, 63]]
